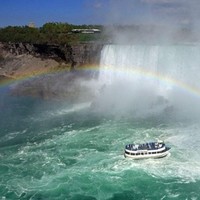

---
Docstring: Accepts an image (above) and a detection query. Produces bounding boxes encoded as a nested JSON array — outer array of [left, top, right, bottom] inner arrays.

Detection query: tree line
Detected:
[[0, 22, 105, 44]]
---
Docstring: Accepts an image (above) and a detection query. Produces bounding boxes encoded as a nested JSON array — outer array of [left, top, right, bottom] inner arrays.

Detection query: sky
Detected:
[[0, 0, 199, 28]]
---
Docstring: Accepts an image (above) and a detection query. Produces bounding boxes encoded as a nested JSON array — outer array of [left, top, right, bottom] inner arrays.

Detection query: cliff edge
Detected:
[[0, 42, 103, 100], [0, 42, 103, 78]]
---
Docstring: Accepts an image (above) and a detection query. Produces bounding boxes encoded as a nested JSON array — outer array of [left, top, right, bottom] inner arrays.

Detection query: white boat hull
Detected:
[[124, 149, 170, 159]]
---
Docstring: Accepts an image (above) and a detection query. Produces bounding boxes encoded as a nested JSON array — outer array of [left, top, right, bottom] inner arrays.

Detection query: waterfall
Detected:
[[94, 44, 200, 118], [99, 44, 200, 88], [99, 45, 159, 83]]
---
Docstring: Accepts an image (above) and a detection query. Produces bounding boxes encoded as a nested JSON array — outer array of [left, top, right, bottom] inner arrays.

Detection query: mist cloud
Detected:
[[98, 0, 199, 32], [98, 0, 200, 43]]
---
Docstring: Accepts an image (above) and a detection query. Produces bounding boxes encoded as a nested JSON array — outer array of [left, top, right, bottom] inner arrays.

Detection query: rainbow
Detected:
[[82, 65, 200, 98], [0, 67, 71, 88], [1, 64, 200, 99]]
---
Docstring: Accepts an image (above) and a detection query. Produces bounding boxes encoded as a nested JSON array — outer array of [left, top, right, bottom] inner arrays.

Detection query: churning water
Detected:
[[1, 45, 200, 200]]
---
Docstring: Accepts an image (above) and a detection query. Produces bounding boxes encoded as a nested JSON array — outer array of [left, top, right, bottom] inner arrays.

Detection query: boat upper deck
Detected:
[[125, 142, 165, 151]]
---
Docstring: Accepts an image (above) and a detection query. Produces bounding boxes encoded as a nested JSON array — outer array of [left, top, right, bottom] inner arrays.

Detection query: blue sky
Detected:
[[0, 0, 199, 28], [0, 0, 110, 27]]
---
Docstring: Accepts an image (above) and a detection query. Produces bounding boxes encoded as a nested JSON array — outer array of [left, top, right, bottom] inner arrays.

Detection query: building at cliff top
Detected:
[[71, 29, 101, 34]]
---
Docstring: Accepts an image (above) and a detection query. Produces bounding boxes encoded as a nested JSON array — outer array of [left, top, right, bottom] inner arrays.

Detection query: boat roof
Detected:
[[125, 141, 165, 151]]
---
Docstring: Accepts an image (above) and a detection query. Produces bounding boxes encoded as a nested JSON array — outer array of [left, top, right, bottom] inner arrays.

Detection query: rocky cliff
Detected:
[[0, 42, 103, 100], [0, 42, 103, 78]]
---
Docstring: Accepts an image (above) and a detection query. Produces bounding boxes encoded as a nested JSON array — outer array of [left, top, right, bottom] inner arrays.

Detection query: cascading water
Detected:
[[99, 45, 159, 83], [95, 44, 200, 119]]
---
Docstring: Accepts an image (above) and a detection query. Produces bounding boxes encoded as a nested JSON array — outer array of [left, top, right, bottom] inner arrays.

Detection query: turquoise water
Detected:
[[1, 87, 200, 200]]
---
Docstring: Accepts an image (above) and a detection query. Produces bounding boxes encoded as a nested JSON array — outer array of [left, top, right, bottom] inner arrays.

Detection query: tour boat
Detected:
[[124, 140, 170, 159]]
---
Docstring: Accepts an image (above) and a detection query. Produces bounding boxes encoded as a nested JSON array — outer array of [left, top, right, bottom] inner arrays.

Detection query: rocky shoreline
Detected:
[[0, 42, 103, 100], [0, 42, 103, 77]]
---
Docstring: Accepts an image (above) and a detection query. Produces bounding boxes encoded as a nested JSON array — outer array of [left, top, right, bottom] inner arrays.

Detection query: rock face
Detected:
[[0, 42, 103, 75], [70, 43, 103, 66], [0, 42, 103, 100]]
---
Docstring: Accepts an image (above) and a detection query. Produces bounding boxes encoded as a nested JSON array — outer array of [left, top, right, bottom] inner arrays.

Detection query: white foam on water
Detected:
[[49, 102, 91, 116], [1, 118, 200, 200], [0, 129, 27, 143], [106, 123, 200, 183], [31, 102, 92, 122]]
